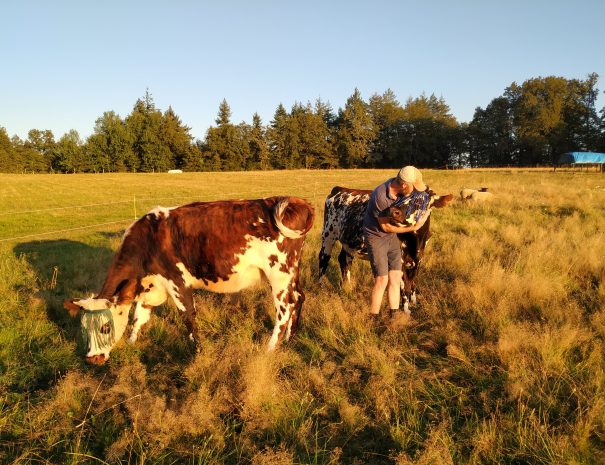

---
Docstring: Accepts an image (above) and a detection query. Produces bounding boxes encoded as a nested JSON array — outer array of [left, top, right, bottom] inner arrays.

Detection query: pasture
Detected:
[[1, 169, 604, 464]]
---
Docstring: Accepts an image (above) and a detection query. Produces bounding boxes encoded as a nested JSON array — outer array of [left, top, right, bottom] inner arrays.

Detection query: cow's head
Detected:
[[64, 297, 131, 365], [385, 190, 454, 227]]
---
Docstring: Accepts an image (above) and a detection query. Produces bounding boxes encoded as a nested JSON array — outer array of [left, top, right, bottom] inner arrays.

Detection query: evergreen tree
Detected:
[[368, 89, 405, 167], [334, 89, 375, 168], [294, 101, 335, 168], [216, 99, 231, 126], [126, 91, 174, 172], [249, 113, 270, 170], [313, 98, 338, 168], [161, 106, 196, 169], [267, 103, 289, 169], [182, 140, 205, 172], [204, 99, 246, 171], [397, 94, 460, 168], [283, 102, 304, 168], [315, 98, 336, 128]]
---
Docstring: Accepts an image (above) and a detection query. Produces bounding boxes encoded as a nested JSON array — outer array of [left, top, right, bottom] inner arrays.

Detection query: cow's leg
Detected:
[[129, 302, 152, 344], [127, 276, 170, 344], [156, 273, 197, 342], [337, 248, 354, 285], [285, 278, 305, 341], [318, 232, 336, 282], [400, 268, 414, 314], [409, 264, 422, 307], [171, 286, 197, 342], [266, 271, 304, 351]]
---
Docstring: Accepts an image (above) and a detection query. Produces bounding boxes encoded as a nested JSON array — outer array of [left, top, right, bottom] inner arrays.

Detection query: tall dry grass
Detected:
[[0, 169, 604, 464]]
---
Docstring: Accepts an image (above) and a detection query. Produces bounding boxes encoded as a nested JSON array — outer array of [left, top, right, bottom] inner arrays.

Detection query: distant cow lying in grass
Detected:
[[318, 186, 453, 312], [461, 187, 493, 201], [64, 197, 314, 365]]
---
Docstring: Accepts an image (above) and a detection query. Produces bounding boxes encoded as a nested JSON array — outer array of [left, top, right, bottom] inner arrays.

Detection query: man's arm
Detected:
[[378, 216, 417, 234]]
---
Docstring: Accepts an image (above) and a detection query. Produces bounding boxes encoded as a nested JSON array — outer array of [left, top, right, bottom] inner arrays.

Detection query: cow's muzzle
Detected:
[[85, 354, 107, 365]]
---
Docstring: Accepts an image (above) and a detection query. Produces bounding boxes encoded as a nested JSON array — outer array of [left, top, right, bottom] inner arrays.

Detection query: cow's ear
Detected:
[[433, 194, 454, 208], [64, 299, 82, 317]]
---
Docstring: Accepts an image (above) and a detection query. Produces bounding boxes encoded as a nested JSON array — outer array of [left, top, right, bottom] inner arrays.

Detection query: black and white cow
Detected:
[[65, 196, 314, 364], [318, 186, 453, 311]]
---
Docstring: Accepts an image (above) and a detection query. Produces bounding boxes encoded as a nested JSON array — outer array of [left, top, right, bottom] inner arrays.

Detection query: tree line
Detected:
[[1, 74, 604, 173]]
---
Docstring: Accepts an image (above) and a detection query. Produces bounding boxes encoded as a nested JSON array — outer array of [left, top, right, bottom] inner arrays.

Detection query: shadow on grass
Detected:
[[14, 239, 115, 353], [13, 237, 200, 370]]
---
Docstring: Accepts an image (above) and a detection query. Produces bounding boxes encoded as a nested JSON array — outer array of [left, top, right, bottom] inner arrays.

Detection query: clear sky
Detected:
[[2, 0, 604, 141]]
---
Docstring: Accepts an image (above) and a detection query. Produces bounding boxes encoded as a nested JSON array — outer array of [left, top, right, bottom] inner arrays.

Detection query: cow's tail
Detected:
[[273, 197, 315, 239]]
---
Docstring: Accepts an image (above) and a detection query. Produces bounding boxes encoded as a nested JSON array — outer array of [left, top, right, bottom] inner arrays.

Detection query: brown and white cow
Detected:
[[64, 196, 314, 364], [318, 186, 452, 312]]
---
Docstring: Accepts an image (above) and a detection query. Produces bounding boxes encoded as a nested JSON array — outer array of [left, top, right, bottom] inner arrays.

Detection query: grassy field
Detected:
[[1, 169, 604, 464]]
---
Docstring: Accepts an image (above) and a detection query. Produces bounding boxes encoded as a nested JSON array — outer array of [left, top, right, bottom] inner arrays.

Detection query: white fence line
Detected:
[[0, 200, 140, 216], [0, 188, 273, 216]]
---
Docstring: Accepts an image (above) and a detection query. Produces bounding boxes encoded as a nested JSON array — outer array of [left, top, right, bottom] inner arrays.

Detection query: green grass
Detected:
[[1, 169, 605, 464]]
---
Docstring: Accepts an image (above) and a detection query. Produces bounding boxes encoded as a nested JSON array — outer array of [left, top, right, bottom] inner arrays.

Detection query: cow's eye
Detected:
[[100, 323, 111, 335]]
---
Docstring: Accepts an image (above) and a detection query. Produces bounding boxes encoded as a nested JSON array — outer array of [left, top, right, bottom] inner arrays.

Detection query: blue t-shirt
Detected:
[[363, 178, 429, 238]]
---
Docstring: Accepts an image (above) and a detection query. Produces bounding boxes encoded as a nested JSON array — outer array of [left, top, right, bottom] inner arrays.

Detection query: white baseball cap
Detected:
[[396, 166, 427, 192]]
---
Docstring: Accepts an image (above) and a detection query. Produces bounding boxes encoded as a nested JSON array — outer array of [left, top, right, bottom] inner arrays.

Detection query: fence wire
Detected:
[[0, 187, 275, 243]]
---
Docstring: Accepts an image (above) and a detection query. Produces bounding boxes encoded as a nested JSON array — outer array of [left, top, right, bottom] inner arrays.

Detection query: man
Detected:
[[362, 166, 430, 322]]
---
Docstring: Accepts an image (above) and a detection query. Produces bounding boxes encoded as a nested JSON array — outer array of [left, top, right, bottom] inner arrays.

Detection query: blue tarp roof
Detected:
[[558, 152, 605, 164]]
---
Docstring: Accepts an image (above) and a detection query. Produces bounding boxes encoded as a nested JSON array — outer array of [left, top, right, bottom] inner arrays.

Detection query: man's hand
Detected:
[[378, 216, 416, 234]]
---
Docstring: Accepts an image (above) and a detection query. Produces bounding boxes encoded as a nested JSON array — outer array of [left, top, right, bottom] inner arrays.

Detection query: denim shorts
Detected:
[[365, 233, 402, 277]]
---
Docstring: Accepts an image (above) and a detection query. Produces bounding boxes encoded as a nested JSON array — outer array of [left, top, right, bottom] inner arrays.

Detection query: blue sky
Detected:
[[2, 0, 604, 141]]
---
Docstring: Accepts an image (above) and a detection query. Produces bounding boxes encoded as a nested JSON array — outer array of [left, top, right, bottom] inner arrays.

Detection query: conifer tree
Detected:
[[267, 103, 289, 169], [368, 89, 405, 167], [334, 89, 375, 168], [397, 94, 460, 167], [293, 101, 335, 168], [161, 106, 196, 169], [249, 113, 270, 170], [126, 91, 174, 172], [205, 99, 245, 171]]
